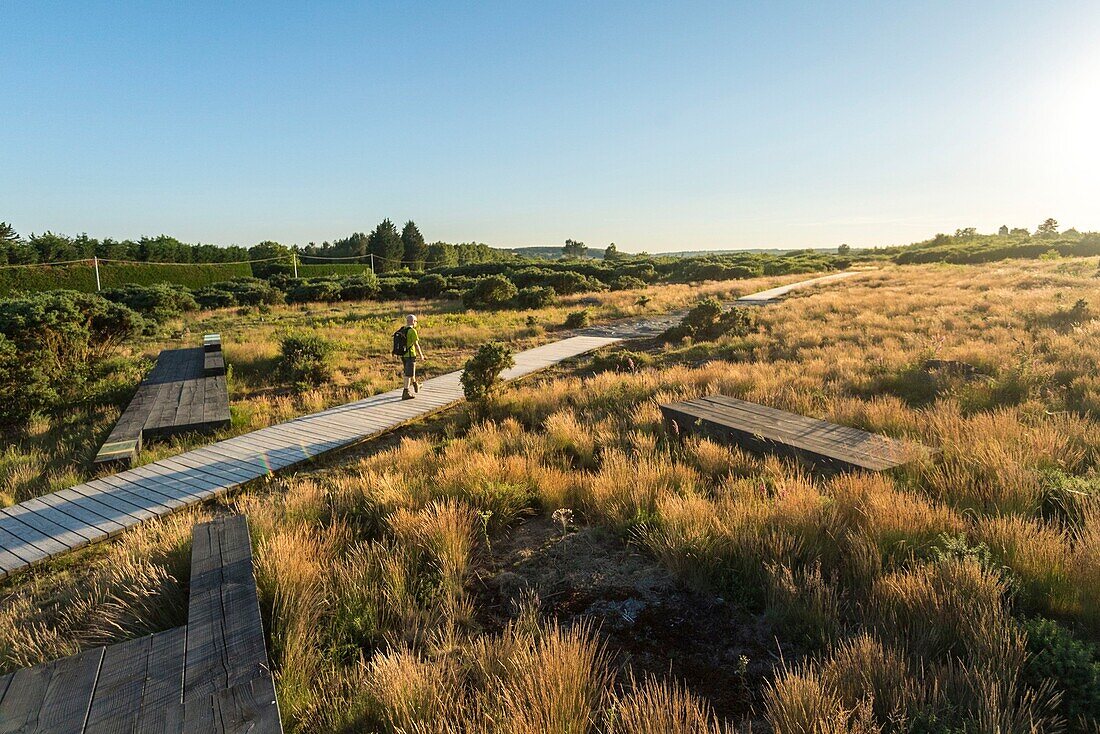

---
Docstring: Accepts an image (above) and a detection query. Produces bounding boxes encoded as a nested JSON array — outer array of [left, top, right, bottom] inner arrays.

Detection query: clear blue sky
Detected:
[[2, 1, 1098, 252]]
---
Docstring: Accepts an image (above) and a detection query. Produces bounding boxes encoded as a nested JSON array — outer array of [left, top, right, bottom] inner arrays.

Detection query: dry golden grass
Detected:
[[3, 258, 1099, 732]]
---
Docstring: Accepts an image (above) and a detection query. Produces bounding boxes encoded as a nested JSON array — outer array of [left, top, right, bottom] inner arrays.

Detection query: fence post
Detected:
[[292, 252, 298, 278], [370, 253, 375, 274], [93, 256, 101, 291]]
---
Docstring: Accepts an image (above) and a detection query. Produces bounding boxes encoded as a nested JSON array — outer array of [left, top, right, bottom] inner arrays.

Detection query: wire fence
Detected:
[[0, 250, 472, 295]]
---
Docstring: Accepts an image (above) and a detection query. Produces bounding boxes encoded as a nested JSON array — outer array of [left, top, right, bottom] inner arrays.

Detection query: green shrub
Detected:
[[221, 277, 284, 306], [665, 298, 754, 341], [286, 278, 343, 304], [338, 273, 380, 301], [463, 275, 518, 309], [193, 287, 237, 310], [564, 309, 590, 329], [416, 273, 448, 297], [101, 283, 198, 321], [460, 342, 515, 403], [378, 276, 418, 299], [516, 285, 556, 309], [542, 270, 605, 295], [0, 291, 142, 422], [278, 333, 334, 388], [609, 275, 646, 291], [1022, 617, 1100, 724], [295, 263, 374, 278], [590, 349, 651, 373]]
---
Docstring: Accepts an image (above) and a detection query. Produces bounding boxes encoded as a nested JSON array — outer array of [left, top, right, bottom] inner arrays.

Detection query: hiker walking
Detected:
[[394, 314, 424, 400]]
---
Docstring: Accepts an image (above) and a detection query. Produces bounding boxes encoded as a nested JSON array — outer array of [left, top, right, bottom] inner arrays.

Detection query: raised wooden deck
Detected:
[[93, 335, 231, 467], [0, 515, 281, 733], [660, 395, 932, 471]]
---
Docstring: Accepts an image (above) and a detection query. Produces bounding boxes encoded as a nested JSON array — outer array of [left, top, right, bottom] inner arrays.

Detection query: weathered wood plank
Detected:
[[35, 647, 105, 734], [135, 626, 187, 733], [178, 674, 281, 734], [660, 395, 931, 471], [85, 634, 152, 734]]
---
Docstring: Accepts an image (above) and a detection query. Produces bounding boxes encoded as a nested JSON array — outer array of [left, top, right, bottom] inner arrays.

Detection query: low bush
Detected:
[[1022, 617, 1100, 724], [378, 277, 418, 300], [416, 274, 448, 298], [286, 278, 343, 304], [338, 274, 380, 301], [193, 287, 237, 310], [100, 283, 198, 322], [609, 275, 646, 291], [278, 333, 334, 388], [0, 291, 143, 422], [564, 309, 590, 329], [220, 277, 283, 306], [460, 342, 515, 403], [516, 286, 556, 309], [665, 298, 755, 341], [463, 275, 518, 309]]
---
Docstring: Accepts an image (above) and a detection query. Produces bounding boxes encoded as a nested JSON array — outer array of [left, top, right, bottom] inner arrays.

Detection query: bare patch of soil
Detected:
[[475, 515, 780, 722]]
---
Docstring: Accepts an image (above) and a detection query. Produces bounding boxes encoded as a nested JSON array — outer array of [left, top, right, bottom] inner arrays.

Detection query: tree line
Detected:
[[0, 219, 509, 271]]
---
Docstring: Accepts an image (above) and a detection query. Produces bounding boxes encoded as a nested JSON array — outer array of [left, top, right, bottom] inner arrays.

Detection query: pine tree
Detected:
[[367, 219, 404, 272], [563, 238, 588, 258], [401, 220, 428, 271], [1036, 218, 1059, 237]]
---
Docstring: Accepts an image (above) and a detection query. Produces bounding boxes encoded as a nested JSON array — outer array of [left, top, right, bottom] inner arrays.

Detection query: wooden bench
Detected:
[[0, 515, 282, 733], [94, 335, 231, 467], [660, 395, 934, 472]]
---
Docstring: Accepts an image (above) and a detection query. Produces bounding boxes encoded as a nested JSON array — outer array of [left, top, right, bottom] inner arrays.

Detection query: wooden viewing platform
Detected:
[[660, 395, 933, 471], [0, 515, 281, 733], [93, 335, 231, 467]]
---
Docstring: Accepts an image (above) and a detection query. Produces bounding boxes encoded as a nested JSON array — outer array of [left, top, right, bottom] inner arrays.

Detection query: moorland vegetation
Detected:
[[1, 258, 1098, 732]]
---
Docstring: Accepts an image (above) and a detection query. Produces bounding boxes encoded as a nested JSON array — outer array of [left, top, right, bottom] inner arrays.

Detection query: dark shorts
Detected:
[[402, 356, 417, 377]]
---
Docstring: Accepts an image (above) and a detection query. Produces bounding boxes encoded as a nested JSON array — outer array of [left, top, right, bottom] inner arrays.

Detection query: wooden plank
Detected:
[[178, 674, 281, 734], [184, 517, 269, 700], [85, 633, 152, 734], [95, 473, 190, 512], [135, 626, 187, 733], [68, 481, 162, 523], [7, 498, 103, 543], [0, 506, 93, 554], [35, 647, 105, 734], [0, 657, 53, 732], [660, 396, 928, 471], [0, 508, 74, 558], [36, 491, 129, 537]]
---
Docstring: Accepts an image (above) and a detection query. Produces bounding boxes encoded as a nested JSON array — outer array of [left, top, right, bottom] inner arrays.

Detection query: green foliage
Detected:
[[101, 284, 198, 322], [367, 219, 404, 273], [401, 221, 428, 271], [218, 277, 284, 306], [609, 275, 646, 291], [285, 278, 344, 304], [562, 238, 588, 258], [278, 333, 334, 388], [416, 273, 448, 297], [1021, 617, 1100, 724], [193, 287, 237, 309], [378, 276, 418, 299], [564, 309, 590, 329], [516, 285, 556, 309], [666, 298, 755, 341], [338, 273, 380, 301], [295, 263, 374, 278], [0, 291, 142, 423], [0, 262, 252, 296], [460, 342, 515, 403], [248, 241, 293, 278], [590, 349, 651, 373], [463, 275, 518, 309]]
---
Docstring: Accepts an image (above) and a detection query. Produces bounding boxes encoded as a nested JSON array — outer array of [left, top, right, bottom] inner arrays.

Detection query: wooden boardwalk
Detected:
[[0, 271, 865, 582], [734, 270, 864, 304], [660, 395, 932, 471], [0, 515, 281, 733], [0, 335, 619, 581], [94, 335, 231, 466]]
